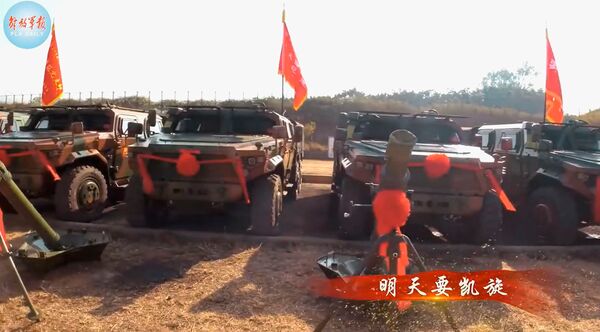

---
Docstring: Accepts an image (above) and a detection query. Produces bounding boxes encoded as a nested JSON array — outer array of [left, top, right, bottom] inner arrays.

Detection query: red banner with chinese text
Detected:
[[41, 23, 63, 106], [310, 269, 560, 317], [278, 16, 308, 111], [545, 29, 563, 124]]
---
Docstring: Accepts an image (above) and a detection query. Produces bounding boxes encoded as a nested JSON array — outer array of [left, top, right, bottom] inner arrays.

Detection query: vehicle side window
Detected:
[[36, 118, 49, 129], [515, 131, 524, 152], [150, 119, 162, 135], [498, 132, 518, 151], [13, 119, 22, 132]]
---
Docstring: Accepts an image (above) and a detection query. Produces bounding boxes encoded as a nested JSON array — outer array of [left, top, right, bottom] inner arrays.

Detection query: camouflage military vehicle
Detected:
[[125, 104, 304, 235], [0, 107, 30, 133], [0, 104, 158, 222], [332, 110, 505, 243], [477, 120, 600, 245]]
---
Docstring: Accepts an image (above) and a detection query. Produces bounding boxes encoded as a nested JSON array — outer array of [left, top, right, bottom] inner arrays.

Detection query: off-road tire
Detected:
[[125, 175, 146, 227], [523, 186, 579, 245], [337, 176, 373, 240], [287, 159, 302, 201], [125, 175, 169, 228], [470, 192, 503, 244], [442, 192, 503, 245], [249, 174, 283, 236], [54, 165, 108, 222]]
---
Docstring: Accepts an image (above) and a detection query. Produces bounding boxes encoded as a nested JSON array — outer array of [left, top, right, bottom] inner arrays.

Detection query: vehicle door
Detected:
[[114, 115, 143, 180], [281, 121, 295, 176], [495, 129, 527, 200]]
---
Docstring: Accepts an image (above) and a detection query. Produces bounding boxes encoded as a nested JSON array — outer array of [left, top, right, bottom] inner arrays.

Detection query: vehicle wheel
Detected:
[[337, 176, 373, 240], [125, 175, 146, 227], [440, 192, 502, 245], [54, 165, 108, 222], [468, 192, 503, 244], [328, 191, 340, 222], [144, 198, 171, 228], [524, 187, 579, 245], [249, 174, 283, 236], [125, 175, 169, 228], [287, 159, 302, 201], [108, 186, 126, 205]]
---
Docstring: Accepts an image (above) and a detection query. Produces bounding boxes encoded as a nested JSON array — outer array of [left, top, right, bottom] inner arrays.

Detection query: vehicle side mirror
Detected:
[[293, 124, 304, 143], [337, 112, 348, 127], [335, 128, 347, 140], [473, 134, 483, 147], [539, 139, 552, 152], [7, 112, 14, 127], [128, 122, 144, 138], [71, 122, 84, 134], [500, 137, 513, 151], [530, 124, 542, 143], [271, 125, 290, 139], [147, 109, 157, 127]]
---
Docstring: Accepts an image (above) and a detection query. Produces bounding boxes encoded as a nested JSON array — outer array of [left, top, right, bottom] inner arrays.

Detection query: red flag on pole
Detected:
[[545, 29, 563, 124], [41, 23, 63, 106], [278, 11, 307, 111]]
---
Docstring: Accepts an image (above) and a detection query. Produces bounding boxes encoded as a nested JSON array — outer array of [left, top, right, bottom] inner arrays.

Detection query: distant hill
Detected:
[[577, 109, 600, 125]]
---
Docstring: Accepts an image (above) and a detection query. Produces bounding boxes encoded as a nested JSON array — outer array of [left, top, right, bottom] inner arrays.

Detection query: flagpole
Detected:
[[543, 27, 547, 123], [281, 7, 285, 115]]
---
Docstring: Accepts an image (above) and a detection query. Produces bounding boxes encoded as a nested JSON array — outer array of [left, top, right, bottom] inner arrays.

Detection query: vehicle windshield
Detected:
[[23, 111, 113, 132], [352, 117, 462, 144], [170, 110, 276, 135], [543, 125, 600, 152], [569, 127, 600, 152]]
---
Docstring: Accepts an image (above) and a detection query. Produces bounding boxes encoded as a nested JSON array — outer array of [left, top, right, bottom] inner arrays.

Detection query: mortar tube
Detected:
[[379, 129, 417, 190], [0, 162, 62, 250]]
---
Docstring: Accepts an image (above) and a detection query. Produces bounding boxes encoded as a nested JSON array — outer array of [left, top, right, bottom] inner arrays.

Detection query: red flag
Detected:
[[42, 23, 63, 106], [278, 12, 307, 111], [545, 29, 563, 124]]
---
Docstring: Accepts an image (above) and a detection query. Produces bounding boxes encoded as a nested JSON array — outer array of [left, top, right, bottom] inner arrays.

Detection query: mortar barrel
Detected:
[[0, 162, 62, 250], [380, 129, 417, 190]]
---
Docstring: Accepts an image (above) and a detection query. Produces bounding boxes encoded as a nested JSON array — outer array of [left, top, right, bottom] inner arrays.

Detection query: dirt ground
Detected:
[[1, 160, 600, 331], [2, 231, 600, 332]]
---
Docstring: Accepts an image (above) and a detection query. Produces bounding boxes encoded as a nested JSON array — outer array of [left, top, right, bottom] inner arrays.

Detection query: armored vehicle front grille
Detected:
[[146, 153, 239, 182], [408, 167, 482, 193], [4, 148, 44, 172]]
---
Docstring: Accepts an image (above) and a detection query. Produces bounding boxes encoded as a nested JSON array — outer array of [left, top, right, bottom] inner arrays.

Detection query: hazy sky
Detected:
[[1, 0, 599, 115]]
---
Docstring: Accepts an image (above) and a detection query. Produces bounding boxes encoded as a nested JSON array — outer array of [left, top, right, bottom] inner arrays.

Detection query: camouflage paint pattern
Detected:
[[0, 105, 152, 197]]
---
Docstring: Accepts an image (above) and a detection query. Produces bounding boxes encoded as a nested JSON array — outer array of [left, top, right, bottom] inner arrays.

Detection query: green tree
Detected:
[[304, 121, 316, 141]]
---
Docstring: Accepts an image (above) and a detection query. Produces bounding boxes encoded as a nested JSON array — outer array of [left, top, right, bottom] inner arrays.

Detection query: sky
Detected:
[[1, 0, 600, 115]]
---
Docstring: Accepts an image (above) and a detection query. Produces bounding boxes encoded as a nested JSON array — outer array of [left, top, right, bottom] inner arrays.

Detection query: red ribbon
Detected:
[[371, 158, 516, 212], [136, 149, 250, 204], [0, 146, 60, 181]]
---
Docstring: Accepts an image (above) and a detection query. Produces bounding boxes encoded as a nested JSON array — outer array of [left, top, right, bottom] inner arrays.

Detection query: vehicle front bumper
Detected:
[[344, 190, 484, 218], [148, 180, 245, 203], [11, 172, 49, 197], [409, 192, 483, 216]]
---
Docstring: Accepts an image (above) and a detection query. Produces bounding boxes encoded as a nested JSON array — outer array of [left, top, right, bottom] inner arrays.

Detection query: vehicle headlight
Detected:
[[244, 156, 265, 168], [355, 161, 375, 171], [47, 150, 61, 158], [577, 173, 590, 182]]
